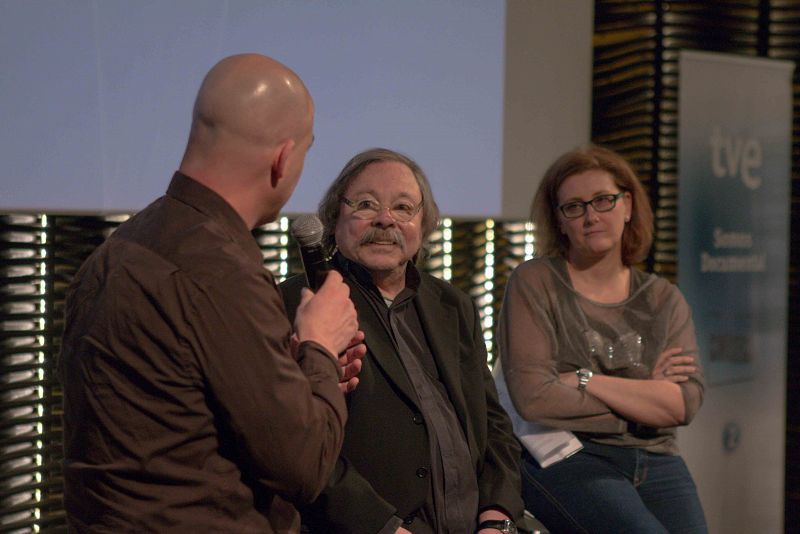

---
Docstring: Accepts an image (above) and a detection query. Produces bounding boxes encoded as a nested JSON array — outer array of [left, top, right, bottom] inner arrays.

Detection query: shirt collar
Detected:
[[333, 251, 421, 297], [166, 172, 263, 266]]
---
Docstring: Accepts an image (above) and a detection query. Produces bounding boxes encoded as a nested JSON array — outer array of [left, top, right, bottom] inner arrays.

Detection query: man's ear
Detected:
[[270, 139, 296, 187]]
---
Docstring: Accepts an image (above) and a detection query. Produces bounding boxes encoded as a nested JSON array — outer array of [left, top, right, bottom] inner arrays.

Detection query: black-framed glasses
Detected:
[[558, 191, 625, 219], [341, 197, 423, 223]]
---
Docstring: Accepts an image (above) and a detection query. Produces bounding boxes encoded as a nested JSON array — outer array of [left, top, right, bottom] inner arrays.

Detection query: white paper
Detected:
[[492, 362, 583, 468]]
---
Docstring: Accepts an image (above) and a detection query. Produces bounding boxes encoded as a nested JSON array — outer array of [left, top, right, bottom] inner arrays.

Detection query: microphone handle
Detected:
[[299, 244, 332, 291]]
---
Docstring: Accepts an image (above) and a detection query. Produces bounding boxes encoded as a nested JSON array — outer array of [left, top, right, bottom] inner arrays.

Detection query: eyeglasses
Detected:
[[558, 192, 625, 219], [341, 197, 423, 223]]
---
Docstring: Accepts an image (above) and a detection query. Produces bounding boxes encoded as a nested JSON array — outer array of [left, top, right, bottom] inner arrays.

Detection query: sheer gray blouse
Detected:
[[497, 256, 705, 454]]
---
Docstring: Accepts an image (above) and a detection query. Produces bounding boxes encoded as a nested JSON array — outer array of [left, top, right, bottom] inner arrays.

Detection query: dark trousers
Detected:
[[521, 440, 708, 534]]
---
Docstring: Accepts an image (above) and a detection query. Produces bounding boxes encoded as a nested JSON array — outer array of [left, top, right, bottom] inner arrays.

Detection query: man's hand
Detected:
[[292, 330, 365, 393], [338, 331, 366, 393], [294, 271, 358, 358]]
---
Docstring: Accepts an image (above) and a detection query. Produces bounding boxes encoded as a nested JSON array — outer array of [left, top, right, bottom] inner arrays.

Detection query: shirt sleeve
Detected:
[[497, 264, 627, 433], [183, 266, 347, 504], [661, 284, 705, 424]]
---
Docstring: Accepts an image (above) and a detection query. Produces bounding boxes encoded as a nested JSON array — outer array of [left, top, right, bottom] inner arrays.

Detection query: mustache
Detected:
[[359, 227, 405, 248]]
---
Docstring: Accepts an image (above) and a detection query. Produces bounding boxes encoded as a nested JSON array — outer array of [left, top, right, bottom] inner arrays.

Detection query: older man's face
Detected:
[[334, 161, 423, 276]]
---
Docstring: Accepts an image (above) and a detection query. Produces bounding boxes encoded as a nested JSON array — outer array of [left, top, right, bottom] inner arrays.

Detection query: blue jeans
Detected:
[[521, 439, 707, 534]]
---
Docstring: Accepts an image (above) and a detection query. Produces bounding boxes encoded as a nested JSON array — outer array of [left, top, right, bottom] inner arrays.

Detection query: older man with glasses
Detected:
[[280, 148, 524, 534]]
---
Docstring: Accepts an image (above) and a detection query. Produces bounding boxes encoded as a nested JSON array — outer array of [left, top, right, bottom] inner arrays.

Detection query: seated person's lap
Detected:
[[520, 441, 706, 534]]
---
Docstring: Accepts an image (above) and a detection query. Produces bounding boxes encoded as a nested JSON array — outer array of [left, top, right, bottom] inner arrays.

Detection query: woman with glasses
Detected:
[[496, 145, 708, 533]]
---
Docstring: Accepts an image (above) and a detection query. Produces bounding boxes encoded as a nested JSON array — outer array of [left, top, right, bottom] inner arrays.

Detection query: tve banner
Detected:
[[678, 50, 793, 534]]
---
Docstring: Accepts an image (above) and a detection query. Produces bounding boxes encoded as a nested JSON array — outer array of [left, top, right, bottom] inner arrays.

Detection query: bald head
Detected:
[[187, 53, 312, 154], [179, 54, 315, 227]]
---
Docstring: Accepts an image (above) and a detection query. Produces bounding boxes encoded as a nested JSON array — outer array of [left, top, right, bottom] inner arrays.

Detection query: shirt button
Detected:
[[412, 413, 424, 424], [416, 467, 429, 478]]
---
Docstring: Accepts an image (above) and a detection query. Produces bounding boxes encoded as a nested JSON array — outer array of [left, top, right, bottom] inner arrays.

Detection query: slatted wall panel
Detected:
[[0, 214, 125, 533], [0, 214, 53, 533], [421, 222, 450, 281], [487, 221, 536, 364], [429, 220, 531, 366], [593, 0, 662, 273], [253, 218, 294, 283]]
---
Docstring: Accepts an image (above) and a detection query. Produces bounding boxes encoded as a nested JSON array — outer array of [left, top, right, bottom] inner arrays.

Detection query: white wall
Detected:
[[502, 0, 593, 219]]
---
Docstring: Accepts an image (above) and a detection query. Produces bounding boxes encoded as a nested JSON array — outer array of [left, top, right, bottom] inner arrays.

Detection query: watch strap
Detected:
[[477, 518, 517, 533], [576, 368, 593, 390]]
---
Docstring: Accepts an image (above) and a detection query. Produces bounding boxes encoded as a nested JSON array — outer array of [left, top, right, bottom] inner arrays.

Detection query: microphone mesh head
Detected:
[[290, 214, 325, 247]]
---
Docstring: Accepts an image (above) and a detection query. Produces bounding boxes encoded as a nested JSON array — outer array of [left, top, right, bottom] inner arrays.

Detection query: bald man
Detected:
[[58, 54, 362, 532]]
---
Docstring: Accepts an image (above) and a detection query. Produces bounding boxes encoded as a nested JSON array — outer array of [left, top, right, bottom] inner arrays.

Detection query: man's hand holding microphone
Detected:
[[291, 215, 365, 393]]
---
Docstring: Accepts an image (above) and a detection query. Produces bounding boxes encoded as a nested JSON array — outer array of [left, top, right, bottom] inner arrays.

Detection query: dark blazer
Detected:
[[280, 263, 524, 534]]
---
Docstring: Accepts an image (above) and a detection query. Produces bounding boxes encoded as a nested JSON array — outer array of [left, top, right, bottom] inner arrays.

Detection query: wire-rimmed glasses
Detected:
[[340, 197, 423, 222]]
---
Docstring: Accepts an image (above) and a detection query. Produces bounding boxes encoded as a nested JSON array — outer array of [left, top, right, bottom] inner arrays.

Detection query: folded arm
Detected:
[[497, 269, 627, 433], [498, 266, 705, 431]]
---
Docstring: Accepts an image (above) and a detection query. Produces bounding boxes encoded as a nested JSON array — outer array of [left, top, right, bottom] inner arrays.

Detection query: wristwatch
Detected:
[[576, 368, 593, 390], [477, 519, 518, 534]]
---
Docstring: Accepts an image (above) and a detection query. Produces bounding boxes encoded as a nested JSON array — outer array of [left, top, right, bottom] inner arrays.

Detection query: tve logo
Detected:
[[709, 126, 763, 190]]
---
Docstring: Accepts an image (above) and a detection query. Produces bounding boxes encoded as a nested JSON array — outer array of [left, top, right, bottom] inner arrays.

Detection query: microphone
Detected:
[[290, 214, 332, 291]]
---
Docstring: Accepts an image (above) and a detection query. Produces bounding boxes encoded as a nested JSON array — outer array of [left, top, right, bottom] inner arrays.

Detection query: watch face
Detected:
[[501, 520, 517, 534]]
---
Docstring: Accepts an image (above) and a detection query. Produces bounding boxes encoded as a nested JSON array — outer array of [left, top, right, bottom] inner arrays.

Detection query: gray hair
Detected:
[[318, 148, 441, 259]]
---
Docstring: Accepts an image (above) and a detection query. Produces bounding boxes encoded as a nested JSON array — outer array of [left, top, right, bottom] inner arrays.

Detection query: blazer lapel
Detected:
[[415, 279, 472, 440], [346, 279, 419, 406]]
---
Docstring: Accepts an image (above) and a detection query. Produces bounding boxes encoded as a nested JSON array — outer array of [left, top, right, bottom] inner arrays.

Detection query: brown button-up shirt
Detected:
[[58, 173, 347, 533]]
